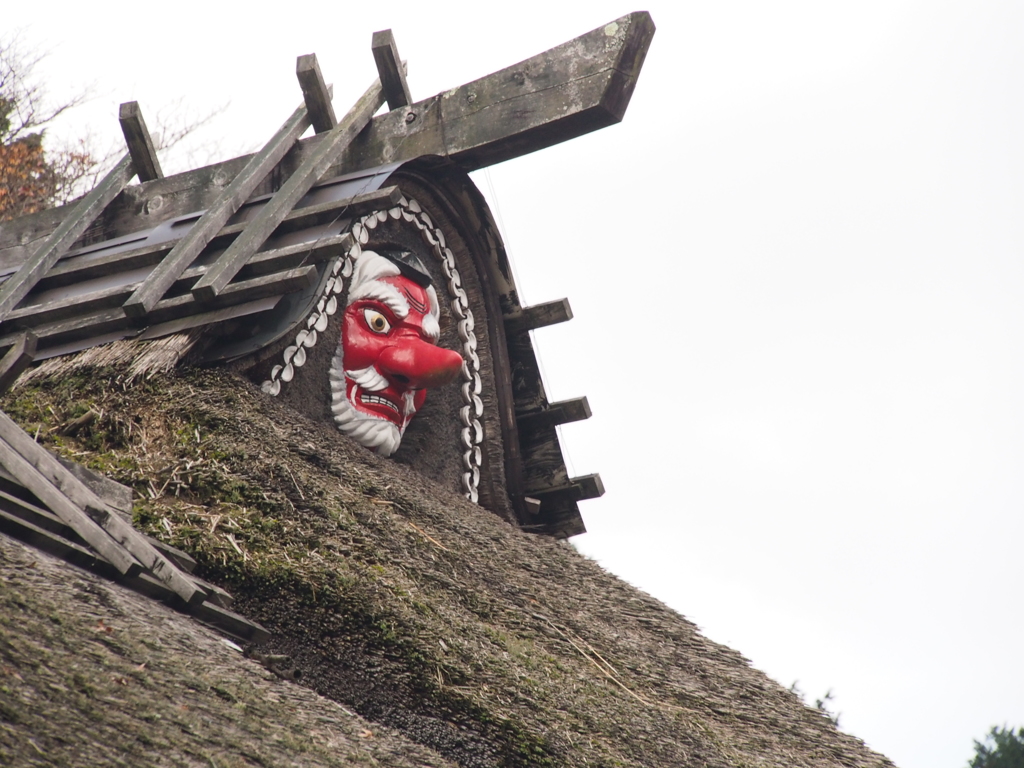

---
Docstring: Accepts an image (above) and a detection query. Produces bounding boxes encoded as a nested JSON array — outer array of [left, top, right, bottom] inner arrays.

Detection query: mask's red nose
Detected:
[[378, 337, 463, 389]]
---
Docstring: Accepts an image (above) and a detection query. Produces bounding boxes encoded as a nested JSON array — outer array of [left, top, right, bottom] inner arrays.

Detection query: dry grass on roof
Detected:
[[1, 363, 897, 768]]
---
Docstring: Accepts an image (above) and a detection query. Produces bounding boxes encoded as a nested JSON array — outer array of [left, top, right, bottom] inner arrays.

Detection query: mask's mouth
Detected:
[[358, 390, 401, 418]]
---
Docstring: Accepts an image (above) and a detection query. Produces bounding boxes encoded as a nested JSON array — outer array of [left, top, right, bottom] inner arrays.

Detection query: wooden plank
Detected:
[[516, 396, 591, 432], [520, 430, 570, 493], [135, 296, 279, 342], [296, 54, 337, 133], [34, 241, 173, 291], [191, 76, 386, 302], [6, 235, 349, 332], [55, 456, 133, 518], [0, 14, 654, 260], [0, 504, 119, 576], [337, 12, 656, 172], [122, 99, 317, 319], [0, 263, 319, 353], [371, 30, 412, 110], [0, 484, 80, 538], [0, 410, 204, 604], [504, 298, 572, 335], [118, 101, 163, 182], [528, 498, 587, 539], [169, 265, 318, 312], [529, 473, 604, 501], [0, 153, 135, 322], [194, 601, 271, 644], [0, 330, 36, 393], [0, 427, 142, 577], [31, 189, 390, 293]]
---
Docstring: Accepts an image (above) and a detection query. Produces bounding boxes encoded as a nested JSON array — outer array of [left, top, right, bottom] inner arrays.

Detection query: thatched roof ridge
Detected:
[[0, 365, 896, 768]]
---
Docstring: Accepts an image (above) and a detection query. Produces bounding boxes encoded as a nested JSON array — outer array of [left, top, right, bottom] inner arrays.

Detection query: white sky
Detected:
[[5, 2, 1023, 766]]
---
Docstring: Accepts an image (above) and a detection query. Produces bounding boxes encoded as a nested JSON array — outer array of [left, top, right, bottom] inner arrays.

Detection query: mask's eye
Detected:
[[363, 309, 391, 334]]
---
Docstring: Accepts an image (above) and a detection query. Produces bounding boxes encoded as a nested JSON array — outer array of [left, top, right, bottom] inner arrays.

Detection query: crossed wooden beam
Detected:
[[0, 13, 654, 566]]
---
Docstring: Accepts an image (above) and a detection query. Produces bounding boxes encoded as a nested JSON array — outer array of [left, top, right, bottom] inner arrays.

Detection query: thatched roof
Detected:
[[0, 361, 896, 768]]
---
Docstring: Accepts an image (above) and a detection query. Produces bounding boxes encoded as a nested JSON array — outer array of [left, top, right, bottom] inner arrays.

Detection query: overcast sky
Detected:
[[5, 2, 1023, 766]]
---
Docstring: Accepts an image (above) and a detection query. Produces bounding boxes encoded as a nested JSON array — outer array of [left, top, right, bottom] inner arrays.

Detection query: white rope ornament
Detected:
[[260, 197, 485, 503]]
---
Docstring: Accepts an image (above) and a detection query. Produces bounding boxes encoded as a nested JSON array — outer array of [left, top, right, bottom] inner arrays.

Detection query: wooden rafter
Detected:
[[0, 154, 135, 322], [118, 101, 163, 182], [122, 92, 330, 319], [191, 75, 387, 302], [371, 29, 412, 110]]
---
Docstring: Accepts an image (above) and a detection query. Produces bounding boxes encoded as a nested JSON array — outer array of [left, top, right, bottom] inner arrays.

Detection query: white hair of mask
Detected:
[[328, 249, 441, 456], [345, 250, 440, 341]]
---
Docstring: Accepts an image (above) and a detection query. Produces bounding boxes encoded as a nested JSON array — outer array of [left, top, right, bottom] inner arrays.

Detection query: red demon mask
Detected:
[[339, 273, 463, 435]]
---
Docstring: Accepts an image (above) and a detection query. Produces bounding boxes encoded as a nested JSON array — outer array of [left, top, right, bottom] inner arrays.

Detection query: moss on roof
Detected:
[[1, 365, 896, 768]]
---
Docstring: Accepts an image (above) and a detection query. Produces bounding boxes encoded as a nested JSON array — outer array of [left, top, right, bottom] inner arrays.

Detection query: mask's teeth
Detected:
[[359, 392, 401, 415]]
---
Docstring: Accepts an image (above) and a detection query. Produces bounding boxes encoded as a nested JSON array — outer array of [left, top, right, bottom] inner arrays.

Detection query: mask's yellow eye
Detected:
[[363, 309, 391, 334]]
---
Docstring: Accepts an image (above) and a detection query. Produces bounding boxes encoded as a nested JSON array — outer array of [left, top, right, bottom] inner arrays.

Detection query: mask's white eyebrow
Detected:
[[347, 281, 409, 318]]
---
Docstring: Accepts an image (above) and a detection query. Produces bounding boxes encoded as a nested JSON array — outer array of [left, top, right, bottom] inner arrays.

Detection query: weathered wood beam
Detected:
[[0, 330, 36, 393], [56, 456, 133, 519], [118, 101, 163, 182], [0, 423, 142, 577], [517, 396, 591, 432], [0, 153, 135, 322], [0, 14, 654, 257], [296, 54, 337, 133], [122, 98, 319, 319], [504, 298, 572, 335], [0, 411, 206, 604], [191, 76, 386, 302], [3, 236, 347, 333], [0, 476, 253, 634], [338, 11, 656, 172], [29, 189, 391, 293], [371, 29, 412, 110], [0, 265, 317, 353], [0, 503, 116, 576], [0, 465, 196, 576], [194, 602, 271, 644], [528, 473, 604, 502]]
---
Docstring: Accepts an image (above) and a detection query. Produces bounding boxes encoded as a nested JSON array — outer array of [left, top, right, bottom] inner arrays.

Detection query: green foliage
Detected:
[[969, 726, 1024, 768]]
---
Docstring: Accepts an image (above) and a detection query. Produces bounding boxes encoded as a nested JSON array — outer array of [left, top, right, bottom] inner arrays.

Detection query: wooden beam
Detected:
[[0, 330, 36, 393], [296, 54, 337, 133], [10, 233, 348, 332], [517, 396, 591, 432], [0, 263, 318, 353], [56, 455, 133, 518], [118, 101, 163, 182], [0, 14, 654, 257], [194, 602, 271, 644], [0, 153, 135, 322], [338, 11, 656, 172], [0, 425, 142, 577], [191, 75, 386, 302], [0, 410, 207, 603], [371, 30, 412, 110], [529, 473, 604, 502], [0, 480, 253, 635], [31, 189, 390, 293], [122, 99, 318, 319], [0, 504, 117, 576], [504, 298, 572, 335]]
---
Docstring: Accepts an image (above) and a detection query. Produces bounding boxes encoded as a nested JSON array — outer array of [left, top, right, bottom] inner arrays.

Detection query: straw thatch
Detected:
[[0, 363, 896, 768]]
